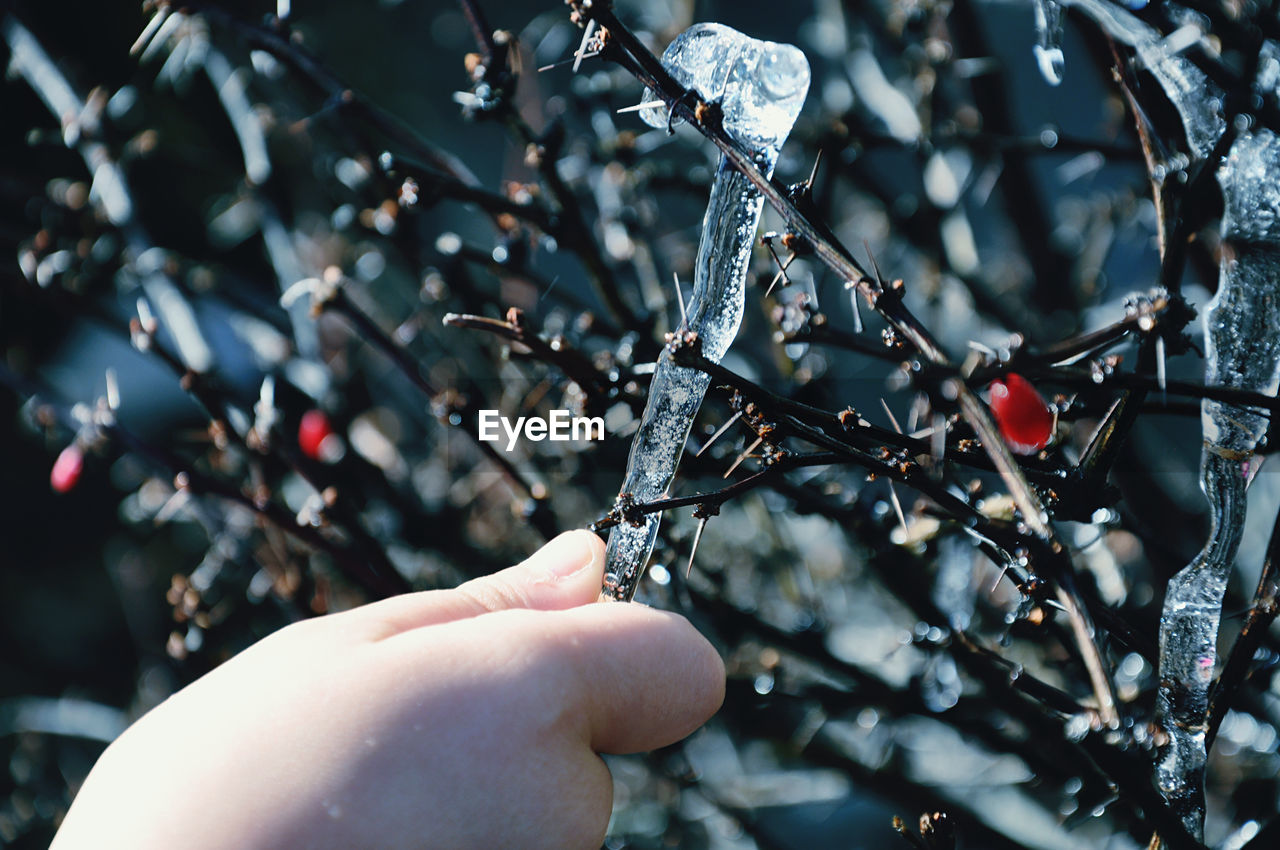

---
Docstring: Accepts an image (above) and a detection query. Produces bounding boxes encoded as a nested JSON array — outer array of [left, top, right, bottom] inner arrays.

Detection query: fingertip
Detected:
[[511, 529, 607, 606], [570, 528, 607, 582], [560, 604, 725, 754], [687, 615, 727, 717], [521, 529, 606, 582], [342, 530, 607, 637], [658, 609, 726, 733]]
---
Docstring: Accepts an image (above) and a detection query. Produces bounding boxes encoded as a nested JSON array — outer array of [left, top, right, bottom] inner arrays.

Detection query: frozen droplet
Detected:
[[758, 45, 807, 98]]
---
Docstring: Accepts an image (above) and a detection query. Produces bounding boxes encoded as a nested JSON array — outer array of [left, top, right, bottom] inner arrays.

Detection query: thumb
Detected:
[[354, 530, 607, 636], [453, 530, 606, 615]]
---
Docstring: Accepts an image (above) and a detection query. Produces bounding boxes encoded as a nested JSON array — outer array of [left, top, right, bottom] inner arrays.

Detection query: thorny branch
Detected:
[[577, 0, 1121, 729], [11, 0, 1280, 846]]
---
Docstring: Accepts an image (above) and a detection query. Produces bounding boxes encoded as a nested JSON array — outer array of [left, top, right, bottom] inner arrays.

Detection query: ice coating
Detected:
[[1049, 2, 1276, 836], [604, 24, 809, 602], [1032, 0, 1066, 86], [1156, 125, 1280, 839], [638, 23, 809, 155], [1064, 0, 1225, 159]]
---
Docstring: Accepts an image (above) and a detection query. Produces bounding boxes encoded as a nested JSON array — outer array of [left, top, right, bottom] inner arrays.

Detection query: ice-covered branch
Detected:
[[584, 0, 1121, 723], [1155, 125, 1280, 840]]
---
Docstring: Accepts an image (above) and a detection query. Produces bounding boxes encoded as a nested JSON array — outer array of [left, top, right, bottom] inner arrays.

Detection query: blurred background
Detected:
[[3, 0, 1279, 848]]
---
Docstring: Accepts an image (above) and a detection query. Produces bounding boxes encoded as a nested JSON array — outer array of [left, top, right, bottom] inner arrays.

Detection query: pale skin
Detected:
[[52, 530, 725, 850]]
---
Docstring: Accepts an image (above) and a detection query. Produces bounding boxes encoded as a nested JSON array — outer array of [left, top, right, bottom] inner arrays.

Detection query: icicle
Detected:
[[1063, 0, 1225, 159], [1152, 44, 1280, 835], [603, 24, 810, 601], [1156, 123, 1280, 840], [1055, 6, 1280, 836], [1032, 0, 1066, 86]]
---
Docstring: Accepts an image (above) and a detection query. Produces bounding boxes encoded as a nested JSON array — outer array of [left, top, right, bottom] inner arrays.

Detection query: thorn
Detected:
[[615, 100, 666, 113], [137, 9, 184, 65], [537, 274, 561, 303], [880, 398, 904, 435], [1245, 455, 1266, 490], [887, 480, 909, 543], [864, 239, 885, 288], [153, 488, 192, 526], [845, 280, 864, 333], [136, 297, 156, 332], [907, 393, 927, 434], [1156, 334, 1167, 402], [540, 53, 600, 72], [931, 412, 947, 467], [572, 18, 597, 73], [805, 148, 823, 192], [991, 561, 1011, 593], [105, 368, 120, 411], [765, 268, 786, 297], [697, 410, 743, 457], [766, 258, 796, 297], [763, 240, 795, 297], [672, 272, 687, 328], [257, 375, 276, 414], [908, 422, 942, 440], [724, 435, 763, 478], [959, 523, 1000, 555], [966, 339, 998, 358], [804, 275, 819, 311], [130, 6, 170, 56], [687, 515, 708, 578]]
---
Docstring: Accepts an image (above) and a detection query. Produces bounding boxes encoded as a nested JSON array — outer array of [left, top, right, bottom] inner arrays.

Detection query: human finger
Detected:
[[349, 530, 606, 637]]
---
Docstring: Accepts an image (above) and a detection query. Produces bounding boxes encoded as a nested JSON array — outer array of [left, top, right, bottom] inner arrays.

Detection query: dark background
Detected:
[[3, 1, 1274, 848]]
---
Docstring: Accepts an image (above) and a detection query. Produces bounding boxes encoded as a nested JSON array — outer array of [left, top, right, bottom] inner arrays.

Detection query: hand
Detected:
[[52, 531, 725, 850]]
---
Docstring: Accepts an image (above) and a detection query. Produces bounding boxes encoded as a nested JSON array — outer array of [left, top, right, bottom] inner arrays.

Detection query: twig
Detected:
[[4, 15, 213, 373], [442, 311, 624, 405], [324, 292, 557, 537], [180, 1, 480, 186]]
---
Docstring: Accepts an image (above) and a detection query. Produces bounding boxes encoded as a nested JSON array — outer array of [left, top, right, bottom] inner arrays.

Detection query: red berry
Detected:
[[51, 444, 84, 493], [298, 409, 335, 461], [988, 373, 1054, 455]]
